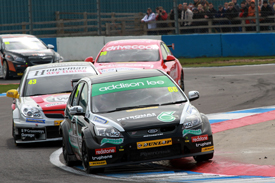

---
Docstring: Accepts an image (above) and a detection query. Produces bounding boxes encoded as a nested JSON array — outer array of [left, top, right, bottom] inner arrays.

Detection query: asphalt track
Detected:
[[1, 64, 275, 182]]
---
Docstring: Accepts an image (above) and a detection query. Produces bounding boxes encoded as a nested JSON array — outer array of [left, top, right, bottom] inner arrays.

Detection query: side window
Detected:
[[161, 44, 168, 60], [71, 82, 84, 106], [163, 43, 172, 55], [79, 83, 88, 112]]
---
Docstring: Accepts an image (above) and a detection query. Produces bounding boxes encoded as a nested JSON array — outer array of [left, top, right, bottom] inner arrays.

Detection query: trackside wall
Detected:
[[40, 33, 275, 60]]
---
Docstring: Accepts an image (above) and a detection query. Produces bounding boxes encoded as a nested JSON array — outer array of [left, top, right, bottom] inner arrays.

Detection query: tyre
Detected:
[[180, 70, 184, 91], [3, 61, 10, 80], [193, 152, 214, 162], [12, 121, 20, 146], [62, 133, 78, 166]]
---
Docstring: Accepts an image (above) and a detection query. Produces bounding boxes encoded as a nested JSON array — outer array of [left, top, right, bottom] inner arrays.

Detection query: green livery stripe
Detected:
[[92, 76, 175, 96]]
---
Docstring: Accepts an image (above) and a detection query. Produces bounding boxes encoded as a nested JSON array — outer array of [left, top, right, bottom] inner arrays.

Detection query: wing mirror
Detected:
[[47, 44, 55, 49], [85, 56, 94, 63], [6, 89, 19, 99], [165, 55, 176, 62], [69, 106, 84, 115], [188, 91, 200, 101]]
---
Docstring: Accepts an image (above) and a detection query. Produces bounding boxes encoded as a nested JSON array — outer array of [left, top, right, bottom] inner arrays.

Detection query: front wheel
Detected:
[[12, 121, 20, 146], [3, 61, 10, 80], [193, 152, 214, 162], [62, 133, 79, 166]]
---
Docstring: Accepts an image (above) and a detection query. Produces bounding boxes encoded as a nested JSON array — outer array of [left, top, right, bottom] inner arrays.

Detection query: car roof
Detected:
[[0, 34, 35, 39], [105, 39, 162, 47], [87, 69, 164, 84], [27, 62, 96, 71]]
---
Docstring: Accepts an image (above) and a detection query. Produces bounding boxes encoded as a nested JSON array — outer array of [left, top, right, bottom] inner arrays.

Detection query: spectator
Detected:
[[269, 0, 275, 10], [216, 5, 230, 32], [247, 0, 261, 31], [233, 0, 241, 12], [224, 2, 229, 10], [141, 8, 157, 35], [240, 1, 249, 31], [206, 2, 217, 18], [180, 2, 193, 33], [194, 0, 201, 7], [261, 0, 273, 30], [170, 4, 183, 28], [155, 6, 168, 35], [225, 2, 241, 32], [246, 0, 252, 8], [189, 3, 194, 10], [192, 4, 208, 33], [203, 1, 210, 12]]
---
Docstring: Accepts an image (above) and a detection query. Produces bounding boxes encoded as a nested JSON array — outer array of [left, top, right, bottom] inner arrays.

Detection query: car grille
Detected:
[[46, 126, 61, 138], [128, 125, 177, 138], [28, 56, 53, 65], [129, 144, 181, 161], [45, 113, 64, 118]]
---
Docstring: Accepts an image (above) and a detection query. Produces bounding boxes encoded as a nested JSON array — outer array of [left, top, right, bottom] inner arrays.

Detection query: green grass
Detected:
[[0, 84, 19, 93], [178, 56, 275, 67]]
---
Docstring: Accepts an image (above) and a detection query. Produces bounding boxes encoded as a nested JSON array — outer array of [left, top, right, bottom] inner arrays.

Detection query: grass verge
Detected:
[[0, 84, 19, 93]]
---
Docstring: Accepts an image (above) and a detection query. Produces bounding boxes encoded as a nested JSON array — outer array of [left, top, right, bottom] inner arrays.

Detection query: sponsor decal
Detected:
[[140, 149, 171, 157], [126, 106, 158, 112], [185, 140, 190, 142], [117, 113, 156, 122], [92, 155, 112, 161], [93, 116, 108, 124], [196, 141, 212, 147], [143, 133, 163, 138], [26, 118, 45, 123], [182, 129, 202, 136], [45, 95, 69, 102], [137, 138, 172, 149], [45, 102, 66, 107], [21, 129, 45, 134], [92, 76, 175, 97], [157, 111, 176, 122], [191, 134, 209, 143], [201, 146, 214, 152], [101, 138, 124, 146], [119, 149, 124, 151], [100, 68, 142, 73], [21, 133, 35, 138], [27, 66, 94, 79], [105, 45, 159, 51], [54, 120, 63, 126], [89, 160, 107, 166], [17, 73, 23, 76], [95, 147, 116, 155]]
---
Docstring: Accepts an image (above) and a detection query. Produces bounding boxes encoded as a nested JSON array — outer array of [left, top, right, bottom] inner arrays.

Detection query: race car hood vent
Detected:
[[99, 104, 185, 131]]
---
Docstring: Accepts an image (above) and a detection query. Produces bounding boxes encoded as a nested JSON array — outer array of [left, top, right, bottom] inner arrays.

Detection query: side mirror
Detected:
[[6, 89, 19, 99], [188, 91, 199, 101], [69, 106, 84, 115], [165, 55, 176, 62], [85, 56, 94, 63], [47, 44, 55, 49]]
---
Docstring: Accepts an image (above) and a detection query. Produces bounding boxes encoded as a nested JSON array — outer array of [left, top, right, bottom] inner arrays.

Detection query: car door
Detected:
[[161, 43, 178, 81]]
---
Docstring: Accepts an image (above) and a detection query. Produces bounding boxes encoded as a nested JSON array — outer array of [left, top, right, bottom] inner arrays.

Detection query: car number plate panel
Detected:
[[21, 128, 46, 141]]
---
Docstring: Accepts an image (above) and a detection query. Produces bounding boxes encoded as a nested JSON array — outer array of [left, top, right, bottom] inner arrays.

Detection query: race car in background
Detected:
[[85, 39, 185, 90], [6, 62, 99, 145], [0, 34, 63, 79], [60, 69, 213, 173]]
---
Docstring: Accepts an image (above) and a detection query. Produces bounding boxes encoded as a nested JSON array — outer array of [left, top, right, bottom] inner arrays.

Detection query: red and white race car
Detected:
[[85, 39, 184, 90]]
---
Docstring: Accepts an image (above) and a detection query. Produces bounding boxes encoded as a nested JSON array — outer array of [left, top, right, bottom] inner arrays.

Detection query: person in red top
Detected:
[[155, 6, 168, 35]]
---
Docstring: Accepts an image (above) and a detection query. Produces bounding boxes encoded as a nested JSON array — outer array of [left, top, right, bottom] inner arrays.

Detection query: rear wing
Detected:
[[167, 43, 175, 50]]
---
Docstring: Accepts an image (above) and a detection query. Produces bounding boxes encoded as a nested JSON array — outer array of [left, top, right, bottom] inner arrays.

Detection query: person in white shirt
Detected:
[[141, 8, 157, 35]]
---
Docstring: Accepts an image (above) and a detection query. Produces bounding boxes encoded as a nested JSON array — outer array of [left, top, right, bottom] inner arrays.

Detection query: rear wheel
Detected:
[[193, 152, 214, 162], [3, 61, 10, 80]]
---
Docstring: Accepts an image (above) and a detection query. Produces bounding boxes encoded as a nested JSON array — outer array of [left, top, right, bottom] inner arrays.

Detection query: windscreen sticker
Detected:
[[92, 76, 175, 96], [98, 63, 154, 68], [168, 87, 178, 92], [100, 68, 142, 73], [100, 51, 107, 56], [27, 66, 95, 79], [28, 79, 37, 85], [105, 45, 159, 51]]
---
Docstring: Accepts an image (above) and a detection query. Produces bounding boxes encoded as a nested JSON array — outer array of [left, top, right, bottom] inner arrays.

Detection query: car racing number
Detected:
[[28, 79, 37, 85], [168, 87, 178, 92]]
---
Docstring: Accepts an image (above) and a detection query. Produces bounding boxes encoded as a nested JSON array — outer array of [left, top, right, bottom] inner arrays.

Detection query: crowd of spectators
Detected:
[[141, 0, 275, 34]]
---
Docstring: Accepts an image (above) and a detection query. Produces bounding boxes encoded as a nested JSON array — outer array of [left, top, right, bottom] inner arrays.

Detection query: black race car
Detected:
[[0, 34, 63, 79], [60, 69, 214, 173]]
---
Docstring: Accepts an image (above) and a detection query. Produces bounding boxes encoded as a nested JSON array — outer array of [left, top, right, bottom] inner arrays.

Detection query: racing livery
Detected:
[[85, 39, 184, 90], [0, 34, 63, 79], [60, 69, 213, 173], [6, 62, 99, 144]]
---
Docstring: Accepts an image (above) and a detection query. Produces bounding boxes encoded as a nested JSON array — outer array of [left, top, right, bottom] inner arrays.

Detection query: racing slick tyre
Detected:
[[62, 133, 79, 166], [3, 61, 10, 80], [82, 139, 104, 174], [193, 152, 214, 162], [12, 121, 20, 146], [180, 70, 184, 91]]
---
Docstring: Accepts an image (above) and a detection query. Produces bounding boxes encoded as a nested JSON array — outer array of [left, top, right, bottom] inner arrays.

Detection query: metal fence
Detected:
[[0, 0, 273, 37]]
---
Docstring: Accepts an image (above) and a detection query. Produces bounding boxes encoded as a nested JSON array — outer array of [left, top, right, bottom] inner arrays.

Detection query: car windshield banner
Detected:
[[92, 76, 175, 96]]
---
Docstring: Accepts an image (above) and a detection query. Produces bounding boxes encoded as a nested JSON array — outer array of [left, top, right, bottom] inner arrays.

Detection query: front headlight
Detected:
[[183, 106, 202, 129], [21, 105, 43, 118], [94, 125, 123, 137], [7, 54, 26, 62]]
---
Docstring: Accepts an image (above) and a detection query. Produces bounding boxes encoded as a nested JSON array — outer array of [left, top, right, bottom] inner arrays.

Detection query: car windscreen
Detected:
[[97, 46, 160, 63], [3, 37, 46, 50], [23, 66, 95, 96], [91, 76, 187, 113]]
